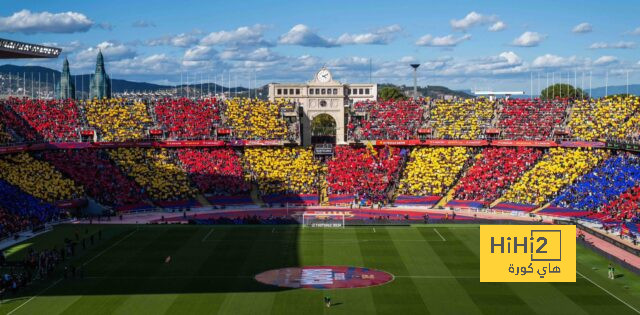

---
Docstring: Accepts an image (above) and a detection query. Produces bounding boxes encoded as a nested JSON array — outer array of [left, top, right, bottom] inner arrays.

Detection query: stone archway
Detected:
[[310, 113, 337, 144]]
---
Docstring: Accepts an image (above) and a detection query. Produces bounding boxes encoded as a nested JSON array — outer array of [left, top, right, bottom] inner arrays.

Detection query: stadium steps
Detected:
[[435, 187, 457, 208], [250, 183, 265, 206], [489, 198, 503, 208], [532, 203, 551, 214], [196, 194, 211, 207]]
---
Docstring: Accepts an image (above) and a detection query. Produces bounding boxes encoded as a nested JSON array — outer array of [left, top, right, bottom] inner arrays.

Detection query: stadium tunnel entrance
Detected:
[[310, 113, 337, 145]]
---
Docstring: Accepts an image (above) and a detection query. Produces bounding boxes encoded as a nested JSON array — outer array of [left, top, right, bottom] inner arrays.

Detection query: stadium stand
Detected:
[[0, 100, 40, 142], [600, 185, 640, 222], [327, 146, 404, 202], [108, 148, 196, 201], [430, 98, 495, 139], [152, 98, 223, 139], [0, 179, 60, 238], [42, 149, 144, 206], [497, 98, 567, 140], [0, 153, 84, 202], [347, 99, 426, 140], [552, 152, 640, 211], [0, 121, 12, 144], [398, 147, 472, 196], [85, 99, 153, 141], [568, 95, 640, 141], [224, 98, 290, 140], [243, 147, 320, 195], [454, 147, 542, 202], [503, 148, 608, 206], [177, 148, 249, 195], [8, 97, 81, 142]]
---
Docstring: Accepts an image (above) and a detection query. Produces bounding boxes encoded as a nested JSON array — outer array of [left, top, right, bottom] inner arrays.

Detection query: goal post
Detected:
[[301, 212, 346, 228]]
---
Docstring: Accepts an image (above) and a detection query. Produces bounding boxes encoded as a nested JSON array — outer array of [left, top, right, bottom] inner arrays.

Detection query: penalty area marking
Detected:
[[6, 279, 62, 314], [433, 228, 446, 242], [201, 228, 215, 242], [577, 270, 640, 314]]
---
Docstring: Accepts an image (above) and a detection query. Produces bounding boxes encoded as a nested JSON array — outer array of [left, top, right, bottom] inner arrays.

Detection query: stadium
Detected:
[[1, 4, 640, 315]]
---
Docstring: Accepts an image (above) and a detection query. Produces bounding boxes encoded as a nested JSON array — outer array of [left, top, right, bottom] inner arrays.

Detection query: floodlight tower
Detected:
[[410, 64, 420, 98]]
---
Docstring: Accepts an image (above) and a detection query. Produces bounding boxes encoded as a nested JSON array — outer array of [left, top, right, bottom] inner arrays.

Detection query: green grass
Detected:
[[0, 224, 639, 315]]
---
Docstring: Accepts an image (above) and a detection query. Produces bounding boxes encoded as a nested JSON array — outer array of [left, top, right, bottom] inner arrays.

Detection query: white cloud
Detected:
[[278, 24, 338, 47], [200, 24, 271, 46], [415, 34, 471, 47], [629, 27, 640, 35], [76, 41, 137, 62], [96, 22, 113, 31], [146, 33, 199, 47], [0, 9, 93, 34], [512, 31, 545, 47], [531, 54, 579, 68], [589, 41, 635, 49], [572, 22, 592, 33], [42, 41, 83, 54], [593, 55, 618, 66], [488, 21, 506, 32], [451, 11, 502, 31], [111, 54, 179, 75], [219, 47, 282, 62], [183, 45, 217, 61], [335, 24, 402, 45]]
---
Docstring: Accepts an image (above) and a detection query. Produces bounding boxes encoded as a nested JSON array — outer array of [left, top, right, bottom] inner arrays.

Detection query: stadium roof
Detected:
[[0, 38, 61, 59]]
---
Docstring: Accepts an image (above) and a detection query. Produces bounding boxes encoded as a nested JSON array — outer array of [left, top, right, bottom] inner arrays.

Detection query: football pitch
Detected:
[[1, 224, 639, 315]]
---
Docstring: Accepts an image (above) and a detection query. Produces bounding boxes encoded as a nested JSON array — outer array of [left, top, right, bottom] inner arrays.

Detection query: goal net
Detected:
[[301, 212, 346, 228]]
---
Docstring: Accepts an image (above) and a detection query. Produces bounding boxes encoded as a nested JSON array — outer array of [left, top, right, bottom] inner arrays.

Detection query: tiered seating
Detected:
[[9, 98, 81, 141], [42, 149, 144, 206], [244, 147, 320, 194], [177, 148, 249, 195], [347, 99, 425, 140], [0, 153, 84, 202], [430, 98, 495, 139], [153, 98, 223, 139], [0, 100, 40, 142], [398, 147, 471, 196], [0, 179, 59, 238], [600, 186, 640, 222], [109, 148, 196, 201], [454, 147, 542, 202], [503, 148, 608, 206], [498, 99, 567, 140], [224, 98, 289, 140], [0, 121, 12, 144], [568, 96, 640, 140], [327, 146, 403, 202], [85, 99, 153, 141], [552, 153, 640, 211]]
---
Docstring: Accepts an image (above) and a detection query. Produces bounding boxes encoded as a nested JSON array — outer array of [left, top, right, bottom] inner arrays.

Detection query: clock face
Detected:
[[317, 69, 331, 82]]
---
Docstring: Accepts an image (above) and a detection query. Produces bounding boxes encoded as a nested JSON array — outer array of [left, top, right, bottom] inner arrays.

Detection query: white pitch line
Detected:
[[6, 279, 62, 314], [373, 228, 376, 233], [577, 270, 640, 314], [201, 228, 214, 242], [83, 229, 137, 267], [433, 228, 446, 242]]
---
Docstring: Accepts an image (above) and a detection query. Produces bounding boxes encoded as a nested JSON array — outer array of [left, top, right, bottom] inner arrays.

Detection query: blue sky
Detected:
[[2, 0, 640, 91]]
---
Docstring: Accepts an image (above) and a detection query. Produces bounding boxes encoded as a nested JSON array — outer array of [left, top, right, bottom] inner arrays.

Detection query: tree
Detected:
[[311, 114, 336, 136], [540, 84, 588, 100], [378, 86, 406, 101]]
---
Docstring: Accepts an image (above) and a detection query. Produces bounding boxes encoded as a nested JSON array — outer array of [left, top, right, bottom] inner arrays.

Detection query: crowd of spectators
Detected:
[[600, 185, 640, 222], [84, 99, 153, 141], [553, 152, 640, 211], [177, 148, 249, 195], [8, 98, 81, 142], [503, 148, 608, 205], [0, 153, 83, 202], [0, 122, 12, 144], [347, 99, 426, 140], [243, 147, 320, 194], [42, 149, 144, 206], [454, 147, 542, 201], [153, 98, 223, 139], [497, 99, 567, 140], [224, 98, 289, 140], [108, 148, 196, 201], [0, 100, 40, 143], [430, 98, 495, 139], [0, 179, 60, 239], [327, 146, 403, 202], [568, 96, 640, 141], [398, 147, 471, 196]]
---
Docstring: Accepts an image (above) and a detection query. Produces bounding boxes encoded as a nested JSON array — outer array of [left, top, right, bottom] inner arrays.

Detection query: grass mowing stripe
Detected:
[[577, 271, 640, 314], [423, 227, 537, 315], [6, 279, 62, 315], [82, 229, 137, 267], [356, 227, 431, 314]]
